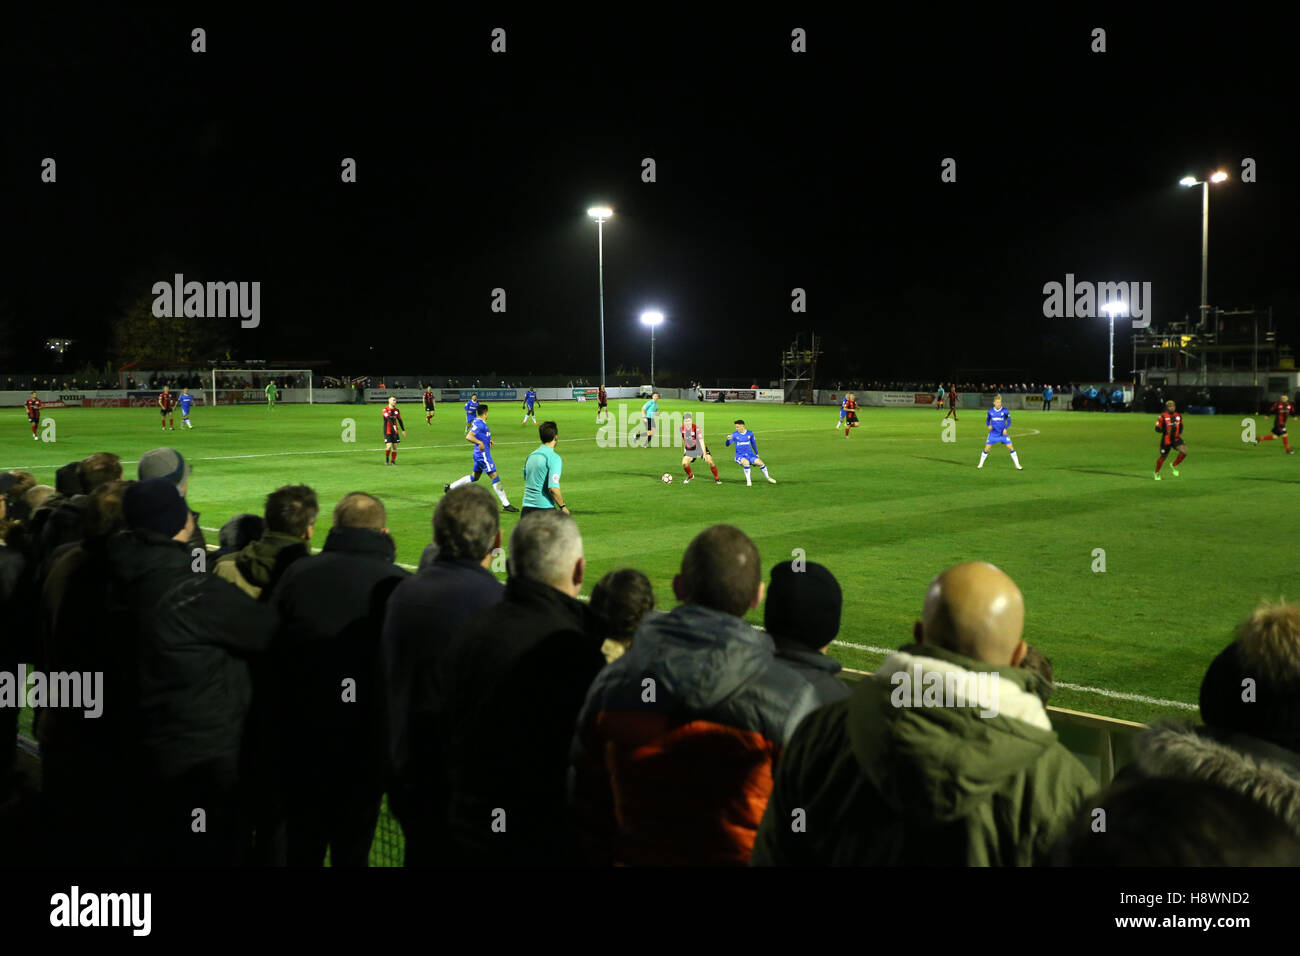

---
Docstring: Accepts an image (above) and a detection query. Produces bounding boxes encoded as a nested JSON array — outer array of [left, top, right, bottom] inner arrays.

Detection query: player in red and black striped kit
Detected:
[[944, 386, 959, 421], [25, 392, 41, 440], [424, 386, 436, 425], [158, 386, 176, 430], [1252, 394, 1295, 454], [843, 393, 859, 438], [1153, 400, 1187, 480], [383, 396, 405, 464]]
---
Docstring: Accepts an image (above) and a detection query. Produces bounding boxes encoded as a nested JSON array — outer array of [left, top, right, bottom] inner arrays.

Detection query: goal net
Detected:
[[210, 369, 313, 405]]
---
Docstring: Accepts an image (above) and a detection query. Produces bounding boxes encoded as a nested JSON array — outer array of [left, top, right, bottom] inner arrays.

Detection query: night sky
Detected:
[[3, 10, 1297, 385]]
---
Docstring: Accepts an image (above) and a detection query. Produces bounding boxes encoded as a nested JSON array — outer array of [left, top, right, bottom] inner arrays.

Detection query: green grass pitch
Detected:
[[5, 399, 1297, 727]]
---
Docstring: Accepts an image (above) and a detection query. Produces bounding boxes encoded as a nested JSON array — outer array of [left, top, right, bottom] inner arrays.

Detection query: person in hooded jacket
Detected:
[[750, 561, 1094, 866], [571, 524, 834, 866], [1121, 600, 1300, 838]]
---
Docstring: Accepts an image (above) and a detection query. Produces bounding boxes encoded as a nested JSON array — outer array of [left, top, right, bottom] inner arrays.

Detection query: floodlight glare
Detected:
[[1101, 301, 1128, 317], [1179, 176, 1197, 186], [640, 310, 664, 326], [587, 206, 613, 220], [1210, 171, 1228, 183]]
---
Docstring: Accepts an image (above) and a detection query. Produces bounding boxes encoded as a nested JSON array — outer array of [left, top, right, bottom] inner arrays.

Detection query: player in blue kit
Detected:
[[445, 404, 519, 512], [522, 387, 539, 424], [179, 388, 194, 429], [978, 395, 1023, 470], [725, 419, 776, 486], [464, 393, 480, 434], [836, 395, 849, 428]]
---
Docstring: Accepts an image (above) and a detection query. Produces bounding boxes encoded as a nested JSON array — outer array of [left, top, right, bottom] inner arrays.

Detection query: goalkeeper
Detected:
[[265, 380, 278, 409]]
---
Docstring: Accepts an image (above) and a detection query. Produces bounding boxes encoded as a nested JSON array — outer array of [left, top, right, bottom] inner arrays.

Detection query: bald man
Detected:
[[752, 561, 1095, 866]]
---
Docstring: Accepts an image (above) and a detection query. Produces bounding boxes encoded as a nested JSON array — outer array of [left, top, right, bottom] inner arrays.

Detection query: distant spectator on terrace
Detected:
[[751, 561, 1094, 866], [1121, 601, 1300, 839], [572, 525, 833, 866]]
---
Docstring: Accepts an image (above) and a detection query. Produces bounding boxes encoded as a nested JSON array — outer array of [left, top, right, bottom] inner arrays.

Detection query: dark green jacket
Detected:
[[214, 531, 310, 600], [751, 643, 1095, 865]]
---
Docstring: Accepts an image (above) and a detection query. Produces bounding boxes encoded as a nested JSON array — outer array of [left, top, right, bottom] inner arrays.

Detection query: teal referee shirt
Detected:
[[523, 443, 563, 509]]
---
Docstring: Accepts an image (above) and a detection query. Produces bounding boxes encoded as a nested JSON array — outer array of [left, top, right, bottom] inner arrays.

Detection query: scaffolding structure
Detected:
[[1134, 306, 1282, 386], [780, 332, 821, 403]]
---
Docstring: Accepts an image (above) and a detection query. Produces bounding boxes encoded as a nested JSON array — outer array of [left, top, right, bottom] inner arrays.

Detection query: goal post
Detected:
[[209, 369, 314, 405]]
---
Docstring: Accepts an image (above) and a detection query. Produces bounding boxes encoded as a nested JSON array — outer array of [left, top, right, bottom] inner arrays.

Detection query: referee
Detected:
[[521, 421, 568, 517]]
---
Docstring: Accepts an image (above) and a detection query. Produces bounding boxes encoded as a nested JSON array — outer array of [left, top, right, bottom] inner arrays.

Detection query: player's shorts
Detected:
[[598, 398, 607, 408], [525, 403, 536, 412], [425, 401, 435, 410], [1274, 423, 1288, 436], [846, 411, 859, 425], [474, 451, 496, 474], [384, 430, 401, 444], [734, 455, 757, 465], [839, 409, 847, 418], [27, 412, 39, 422], [1159, 439, 1184, 456], [987, 434, 1012, 445], [645, 417, 655, 432], [160, 405, 172, 416], [181, 408, 191, 417], [683, 444, 707, 460]]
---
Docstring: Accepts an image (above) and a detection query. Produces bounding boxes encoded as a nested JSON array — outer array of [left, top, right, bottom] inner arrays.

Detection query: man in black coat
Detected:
[[106, 478, 276, 866], [764, 560, 851, 708], [440, 509, 605, 866], [381, 484, 504, 865], [270, 492, 408, 866]]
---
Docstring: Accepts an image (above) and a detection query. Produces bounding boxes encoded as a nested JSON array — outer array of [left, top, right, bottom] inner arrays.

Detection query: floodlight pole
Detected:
[[1200, 180, 1209, 333], [1109, 314, 1115, 384], [597, 218, 607, 391], [649, 322, 656, 392]]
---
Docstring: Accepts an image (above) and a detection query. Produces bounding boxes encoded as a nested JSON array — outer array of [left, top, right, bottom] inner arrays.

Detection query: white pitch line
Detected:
[[829, 639, 1195, 710]]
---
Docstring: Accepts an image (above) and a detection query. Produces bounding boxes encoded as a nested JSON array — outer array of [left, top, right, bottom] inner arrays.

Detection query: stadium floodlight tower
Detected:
[[587, 206, 613, 390], [1100, 300, 1127, 384], [1178, 171, 1229, 332], [640, 310, 664, 392]]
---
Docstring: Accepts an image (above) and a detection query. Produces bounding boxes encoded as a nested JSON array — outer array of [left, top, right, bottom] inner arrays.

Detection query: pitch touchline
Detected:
[[829, 639, 1195, 710]]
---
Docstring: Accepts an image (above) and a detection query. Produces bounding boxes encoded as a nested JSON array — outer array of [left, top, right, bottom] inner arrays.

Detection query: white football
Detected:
[[661, 473, 673, 483]]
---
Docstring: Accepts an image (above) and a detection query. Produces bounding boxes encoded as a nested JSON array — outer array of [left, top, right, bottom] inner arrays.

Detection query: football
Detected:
[[661, 473, 673, 483]]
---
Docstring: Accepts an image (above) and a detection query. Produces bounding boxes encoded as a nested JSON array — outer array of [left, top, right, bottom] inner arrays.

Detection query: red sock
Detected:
[[1155, 458, 1164, 472], [684, 465, 693, 478], [1285, 437, 1292, 452], [1261, 434, 1275, 441], [709, 462, 719, 480], [385, 449, 391, 462], [31, 422, 38, 436], [391, 449, 397, 462], [1173, 452, 1186, 466]]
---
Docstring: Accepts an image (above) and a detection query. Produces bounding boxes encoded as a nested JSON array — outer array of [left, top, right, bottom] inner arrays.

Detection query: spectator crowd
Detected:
[[1, 442, 1298, 867]]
